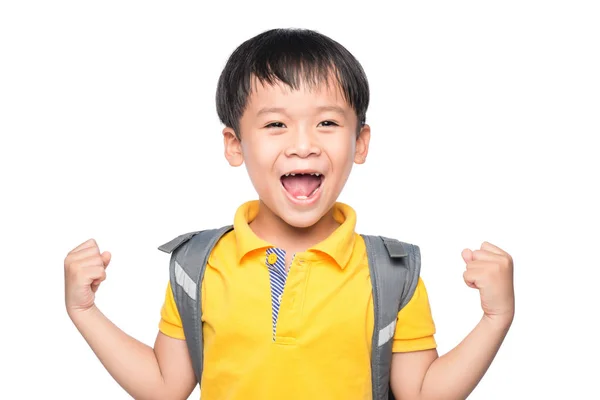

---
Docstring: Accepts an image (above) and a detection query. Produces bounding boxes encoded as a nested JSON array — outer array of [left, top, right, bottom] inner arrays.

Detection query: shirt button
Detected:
[[267, 253, 278, 264]]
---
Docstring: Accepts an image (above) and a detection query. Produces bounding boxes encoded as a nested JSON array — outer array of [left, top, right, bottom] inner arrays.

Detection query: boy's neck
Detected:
[[248, 200, 340, 254]]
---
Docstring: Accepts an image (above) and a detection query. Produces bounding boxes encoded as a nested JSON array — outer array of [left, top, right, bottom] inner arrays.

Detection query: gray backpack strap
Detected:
[[158, 225, 233, 384], [362, 235, 421, 400]]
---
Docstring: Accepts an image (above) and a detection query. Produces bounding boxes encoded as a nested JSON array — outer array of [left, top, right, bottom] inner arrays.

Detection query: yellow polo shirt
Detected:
[[159, 201, 436, 399]]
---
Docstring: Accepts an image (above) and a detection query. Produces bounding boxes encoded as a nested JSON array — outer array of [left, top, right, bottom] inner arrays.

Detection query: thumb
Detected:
[[101, 251, 111, 268], [461, 248, 473, 264]]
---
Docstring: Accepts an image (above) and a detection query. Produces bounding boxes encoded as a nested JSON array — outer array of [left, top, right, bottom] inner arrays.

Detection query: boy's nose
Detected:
[[284, 128, 322, 158]]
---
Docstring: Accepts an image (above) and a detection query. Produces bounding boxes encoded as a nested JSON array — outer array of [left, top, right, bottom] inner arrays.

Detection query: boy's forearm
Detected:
[[68, 305, 167, 400], [420, 315, 513, 400]]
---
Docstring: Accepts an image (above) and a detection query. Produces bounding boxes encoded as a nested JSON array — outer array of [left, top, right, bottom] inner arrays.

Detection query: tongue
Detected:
[[281, 174, 321, 198]]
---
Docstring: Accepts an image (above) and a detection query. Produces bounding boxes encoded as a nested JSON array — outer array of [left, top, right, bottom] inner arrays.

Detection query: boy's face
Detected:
[[223, 76, 370, 229]]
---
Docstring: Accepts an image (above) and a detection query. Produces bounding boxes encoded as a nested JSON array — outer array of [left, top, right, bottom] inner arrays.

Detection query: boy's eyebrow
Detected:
[[256, 105, 347, 117], [315, 105, 347, 116], [256, 107, 288, 117]]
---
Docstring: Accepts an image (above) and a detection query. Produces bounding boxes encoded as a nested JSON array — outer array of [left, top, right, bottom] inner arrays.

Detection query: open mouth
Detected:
[[280, 172, 324, 200]]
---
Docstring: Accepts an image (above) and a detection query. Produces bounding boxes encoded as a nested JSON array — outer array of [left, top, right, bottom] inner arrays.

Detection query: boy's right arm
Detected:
[[64, 239, 196, 400]]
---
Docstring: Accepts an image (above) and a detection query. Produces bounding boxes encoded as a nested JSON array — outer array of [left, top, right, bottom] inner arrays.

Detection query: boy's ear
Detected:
[[223, 127, 244, 167], [354, 124, 371, 164]]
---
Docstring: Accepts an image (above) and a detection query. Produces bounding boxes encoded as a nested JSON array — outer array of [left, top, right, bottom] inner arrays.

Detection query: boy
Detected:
[[64, 28, 514, 400]]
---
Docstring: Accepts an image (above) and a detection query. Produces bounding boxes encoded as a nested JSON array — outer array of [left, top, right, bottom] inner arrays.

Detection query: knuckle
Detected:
[[86, 243, 101, 256], [71, 270, 84, 283], [493, 263, 503, 273], [70, 260, 83, 270], [65, 261, 77, 274], [65, 265, 77, 276], [65, 252, 79, 264]]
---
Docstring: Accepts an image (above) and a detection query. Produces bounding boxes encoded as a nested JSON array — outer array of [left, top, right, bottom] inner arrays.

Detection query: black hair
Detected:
[[216, 28, 370, 139]]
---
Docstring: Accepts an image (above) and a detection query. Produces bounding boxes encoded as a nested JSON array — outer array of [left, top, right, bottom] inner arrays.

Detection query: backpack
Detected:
[[158, 225, 422, 400]]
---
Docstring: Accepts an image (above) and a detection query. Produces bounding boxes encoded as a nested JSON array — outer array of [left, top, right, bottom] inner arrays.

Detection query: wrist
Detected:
[[481, 311, 514, 333], [68, 304, 100, 325]]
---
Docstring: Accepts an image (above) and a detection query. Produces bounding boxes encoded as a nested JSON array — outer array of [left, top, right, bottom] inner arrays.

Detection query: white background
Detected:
[[1, 1, 598, 399]]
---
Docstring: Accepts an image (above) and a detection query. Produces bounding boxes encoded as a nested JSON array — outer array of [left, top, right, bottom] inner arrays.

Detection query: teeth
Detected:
[[284, 172, 321, 177], [294, 186, 320, 201]]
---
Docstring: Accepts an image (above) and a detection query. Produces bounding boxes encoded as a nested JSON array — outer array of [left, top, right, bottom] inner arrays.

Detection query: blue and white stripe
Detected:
[[265, 247, 290, 338]]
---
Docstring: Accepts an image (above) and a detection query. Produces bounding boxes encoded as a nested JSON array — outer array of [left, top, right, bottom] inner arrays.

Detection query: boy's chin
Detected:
[[257, 189, 336, 230], [281, 214, 324, 229], [276, 203, 334, 230]]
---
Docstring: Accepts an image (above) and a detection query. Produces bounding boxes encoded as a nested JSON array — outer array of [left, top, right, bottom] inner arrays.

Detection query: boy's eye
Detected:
[[318, 120, 338, 127], [265, 122, 286, 128]]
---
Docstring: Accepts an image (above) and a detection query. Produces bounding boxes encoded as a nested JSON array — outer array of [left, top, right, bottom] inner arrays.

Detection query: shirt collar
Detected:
[[233, 200, 357, 269], [233, 200, 272, 263]]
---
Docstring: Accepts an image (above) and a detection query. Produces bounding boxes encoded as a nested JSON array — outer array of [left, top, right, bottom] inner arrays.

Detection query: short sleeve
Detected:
[[392, 277, 437, 352], [158, 281, 186, 340]]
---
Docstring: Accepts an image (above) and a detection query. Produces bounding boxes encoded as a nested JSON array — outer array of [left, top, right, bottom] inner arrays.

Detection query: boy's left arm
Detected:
[[391, 241, 515, 400]]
